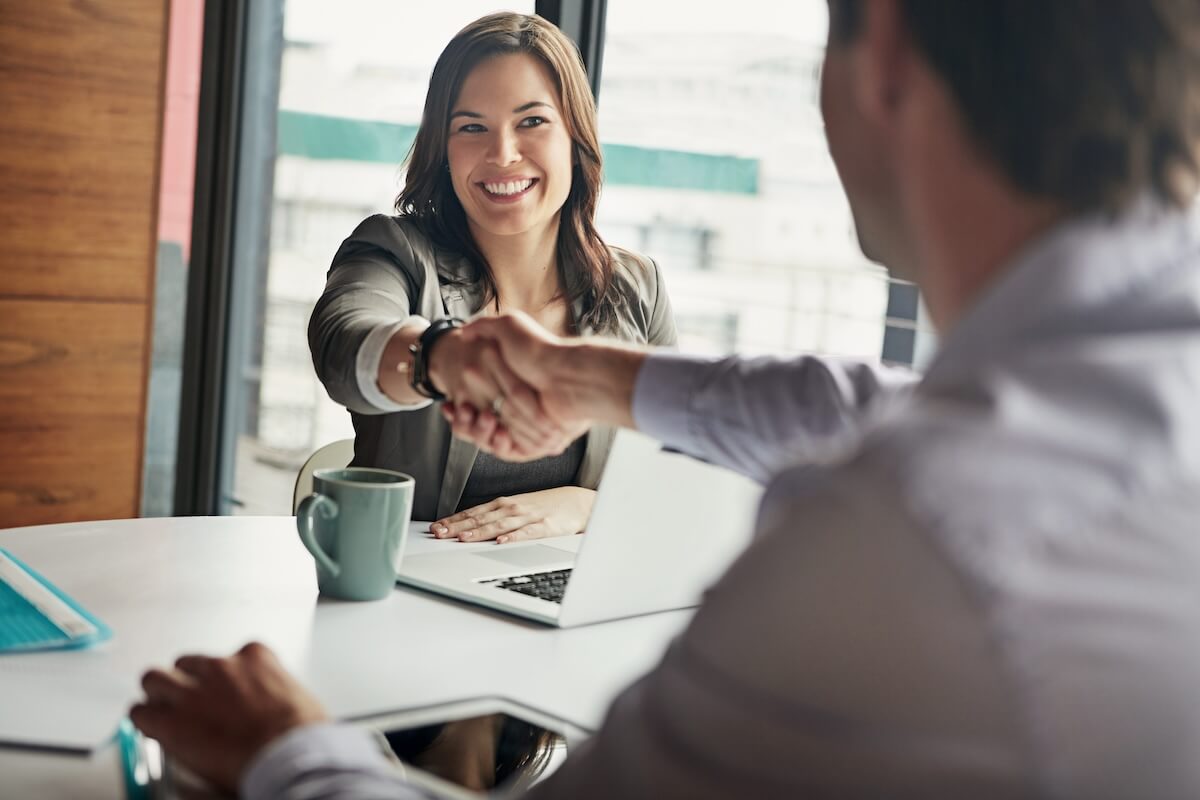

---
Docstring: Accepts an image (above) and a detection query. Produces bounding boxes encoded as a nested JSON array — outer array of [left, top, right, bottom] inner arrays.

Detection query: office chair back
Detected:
[[293, 438, 355, 513]]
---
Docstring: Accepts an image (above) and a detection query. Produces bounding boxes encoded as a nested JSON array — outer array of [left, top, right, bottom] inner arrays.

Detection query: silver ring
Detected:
[[491, 395, 505, 416]]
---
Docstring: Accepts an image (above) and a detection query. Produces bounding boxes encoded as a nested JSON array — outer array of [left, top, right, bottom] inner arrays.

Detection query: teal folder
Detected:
[[0, 548, 111, 653]]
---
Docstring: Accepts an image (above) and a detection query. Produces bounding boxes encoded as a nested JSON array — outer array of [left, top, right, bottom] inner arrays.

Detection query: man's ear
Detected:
[[854, 0, 909, 128]]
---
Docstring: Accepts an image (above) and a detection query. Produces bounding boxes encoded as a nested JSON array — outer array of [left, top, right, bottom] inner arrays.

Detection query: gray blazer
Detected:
[[308, 214, 677, 521]]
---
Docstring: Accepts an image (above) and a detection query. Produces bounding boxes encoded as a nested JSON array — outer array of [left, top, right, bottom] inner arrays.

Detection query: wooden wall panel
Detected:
[[0, 299, 147, 525], [0, 1, 166, 301], [0, 1, 168, 528]]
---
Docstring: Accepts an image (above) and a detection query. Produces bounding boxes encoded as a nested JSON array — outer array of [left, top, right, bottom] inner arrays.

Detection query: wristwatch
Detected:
[[409, 317, 464, 401]]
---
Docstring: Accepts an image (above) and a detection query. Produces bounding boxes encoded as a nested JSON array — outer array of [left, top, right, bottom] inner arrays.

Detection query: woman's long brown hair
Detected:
[[396, 12, 619, 332]]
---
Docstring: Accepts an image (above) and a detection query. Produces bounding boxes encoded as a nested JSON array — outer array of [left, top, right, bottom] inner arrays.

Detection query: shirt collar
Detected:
[[923, 195, 1200, 387]]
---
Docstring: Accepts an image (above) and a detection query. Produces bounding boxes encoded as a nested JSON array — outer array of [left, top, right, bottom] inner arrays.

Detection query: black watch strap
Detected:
[[409, 317, 464, 401]]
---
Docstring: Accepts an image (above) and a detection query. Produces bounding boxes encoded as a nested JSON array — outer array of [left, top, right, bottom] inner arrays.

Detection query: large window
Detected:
[[594, 0, 934, 360]]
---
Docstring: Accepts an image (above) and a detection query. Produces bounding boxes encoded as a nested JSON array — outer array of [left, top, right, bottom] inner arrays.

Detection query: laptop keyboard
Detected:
[[484, 569, 573, 604]]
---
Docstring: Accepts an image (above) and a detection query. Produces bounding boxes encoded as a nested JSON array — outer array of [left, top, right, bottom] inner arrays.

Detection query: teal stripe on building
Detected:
[[599, 143, 757, 194], [276, 110, 758, 195]]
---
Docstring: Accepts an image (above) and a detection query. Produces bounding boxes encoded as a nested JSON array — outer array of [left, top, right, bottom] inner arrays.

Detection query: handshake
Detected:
[[419, 312, 647, 460]]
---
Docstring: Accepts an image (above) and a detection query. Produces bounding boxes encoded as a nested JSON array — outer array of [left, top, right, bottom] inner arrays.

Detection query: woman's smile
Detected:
[[478, 177, 539, 203]]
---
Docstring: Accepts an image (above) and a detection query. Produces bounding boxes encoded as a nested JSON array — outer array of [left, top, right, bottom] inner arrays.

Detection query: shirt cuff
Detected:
[[241, 722, 399, 800], [356, 319, 433, 413], [631, 351, 721, 454]]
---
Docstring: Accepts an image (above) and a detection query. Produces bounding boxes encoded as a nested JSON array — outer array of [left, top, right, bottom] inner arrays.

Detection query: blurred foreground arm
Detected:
[[130, 643, 427, 800]]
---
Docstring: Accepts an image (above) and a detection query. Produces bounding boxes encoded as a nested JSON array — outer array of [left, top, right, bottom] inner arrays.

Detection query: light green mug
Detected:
[[296, 467, 415, 601]]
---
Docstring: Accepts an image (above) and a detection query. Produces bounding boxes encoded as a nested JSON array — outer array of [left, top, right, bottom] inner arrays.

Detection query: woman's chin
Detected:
[[467, 214, 556, 240]]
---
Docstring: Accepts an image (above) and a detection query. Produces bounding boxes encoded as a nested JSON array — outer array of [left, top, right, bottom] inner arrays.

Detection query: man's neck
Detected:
[[895, 82, 1066, 333], [910, 171, 1064, 332], [469, 218, 562, 312]]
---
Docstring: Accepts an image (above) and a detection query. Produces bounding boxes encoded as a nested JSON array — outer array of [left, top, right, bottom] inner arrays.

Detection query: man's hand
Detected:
[[442, 312, 646, 460], [130, 642, 329, 794], [430, 486, 596, 543], [425, 330, 506, 409], [427, 328, 570, 454]]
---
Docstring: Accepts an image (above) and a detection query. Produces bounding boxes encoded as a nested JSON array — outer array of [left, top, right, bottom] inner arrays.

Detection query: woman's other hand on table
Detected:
[[430, 486, 596, 544]]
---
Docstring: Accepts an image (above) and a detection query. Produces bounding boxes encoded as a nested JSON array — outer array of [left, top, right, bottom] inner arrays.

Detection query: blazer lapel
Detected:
[[577, 424, 615, 490], [433, 260, 483, 519], [436, 432, 479, 519]]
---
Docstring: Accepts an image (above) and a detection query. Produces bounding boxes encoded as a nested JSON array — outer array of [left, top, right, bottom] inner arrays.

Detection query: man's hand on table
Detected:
[[130, 642, 328, 794]]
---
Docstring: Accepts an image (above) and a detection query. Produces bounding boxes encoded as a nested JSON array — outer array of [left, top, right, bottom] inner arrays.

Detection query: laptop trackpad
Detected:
[[480, 544, 572, 570]]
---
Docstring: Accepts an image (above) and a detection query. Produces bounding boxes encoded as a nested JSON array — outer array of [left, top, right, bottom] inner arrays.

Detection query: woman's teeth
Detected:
[[483, 178, 534, 196]]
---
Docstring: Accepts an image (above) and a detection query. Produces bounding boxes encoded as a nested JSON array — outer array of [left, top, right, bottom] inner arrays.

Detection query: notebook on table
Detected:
[[0, 548, 111, 653]]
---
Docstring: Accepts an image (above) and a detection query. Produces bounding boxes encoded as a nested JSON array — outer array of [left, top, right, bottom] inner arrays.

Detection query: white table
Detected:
[[0, 516, 691, 799]]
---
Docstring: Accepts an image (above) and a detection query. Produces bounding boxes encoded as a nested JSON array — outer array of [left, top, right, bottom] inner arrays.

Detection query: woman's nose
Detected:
[[486, 129, 520, 166]]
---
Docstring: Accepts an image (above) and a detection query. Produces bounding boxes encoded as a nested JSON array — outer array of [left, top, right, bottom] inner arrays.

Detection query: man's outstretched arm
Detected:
[[448, 312, 916, 483]]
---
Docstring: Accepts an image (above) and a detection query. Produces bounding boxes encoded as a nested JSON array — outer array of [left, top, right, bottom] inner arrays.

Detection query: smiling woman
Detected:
[[307, 12, 677, 544], [446, 56, 575, 253]]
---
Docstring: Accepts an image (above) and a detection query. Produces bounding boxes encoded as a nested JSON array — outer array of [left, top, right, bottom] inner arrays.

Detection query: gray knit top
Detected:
[[456, 436, 587, 512]]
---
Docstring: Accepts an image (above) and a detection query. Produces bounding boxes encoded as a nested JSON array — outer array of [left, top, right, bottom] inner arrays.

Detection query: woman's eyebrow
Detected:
[[449, 101, 552, 121], [512, 101, 551, 113]]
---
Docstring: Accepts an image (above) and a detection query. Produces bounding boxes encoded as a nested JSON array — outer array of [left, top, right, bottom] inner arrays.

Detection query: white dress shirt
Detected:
[[245, 198, 1200, 799]]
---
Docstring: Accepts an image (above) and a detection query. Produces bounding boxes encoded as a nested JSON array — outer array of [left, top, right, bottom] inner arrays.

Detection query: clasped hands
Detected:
[[423, 311, 595, 464]]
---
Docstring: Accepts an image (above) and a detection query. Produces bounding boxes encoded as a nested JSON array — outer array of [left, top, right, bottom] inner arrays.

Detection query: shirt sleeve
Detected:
[[354, 318, 433, 413], [309, 215, 432, 416], [241, 722, 431, 800], [631, 351, 918, 482]]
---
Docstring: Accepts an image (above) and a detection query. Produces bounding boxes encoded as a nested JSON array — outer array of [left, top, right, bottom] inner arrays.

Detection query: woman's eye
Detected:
[[457, 123, 485, 134], [519, 116, 547, 128]]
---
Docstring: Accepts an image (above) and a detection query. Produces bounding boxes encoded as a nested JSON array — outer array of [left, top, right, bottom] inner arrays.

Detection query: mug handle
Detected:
[[296, 493, 341, 577]]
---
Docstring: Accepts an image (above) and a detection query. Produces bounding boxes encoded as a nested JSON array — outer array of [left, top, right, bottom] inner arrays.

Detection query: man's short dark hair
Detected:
[[828, 0, 1200, 212]]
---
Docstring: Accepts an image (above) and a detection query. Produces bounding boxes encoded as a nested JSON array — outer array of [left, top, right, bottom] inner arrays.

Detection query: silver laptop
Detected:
[[396, 430, 763, 627]]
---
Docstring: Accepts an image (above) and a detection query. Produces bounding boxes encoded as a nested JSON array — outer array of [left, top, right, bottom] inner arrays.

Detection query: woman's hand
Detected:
[[430, 486, 596, 544]]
